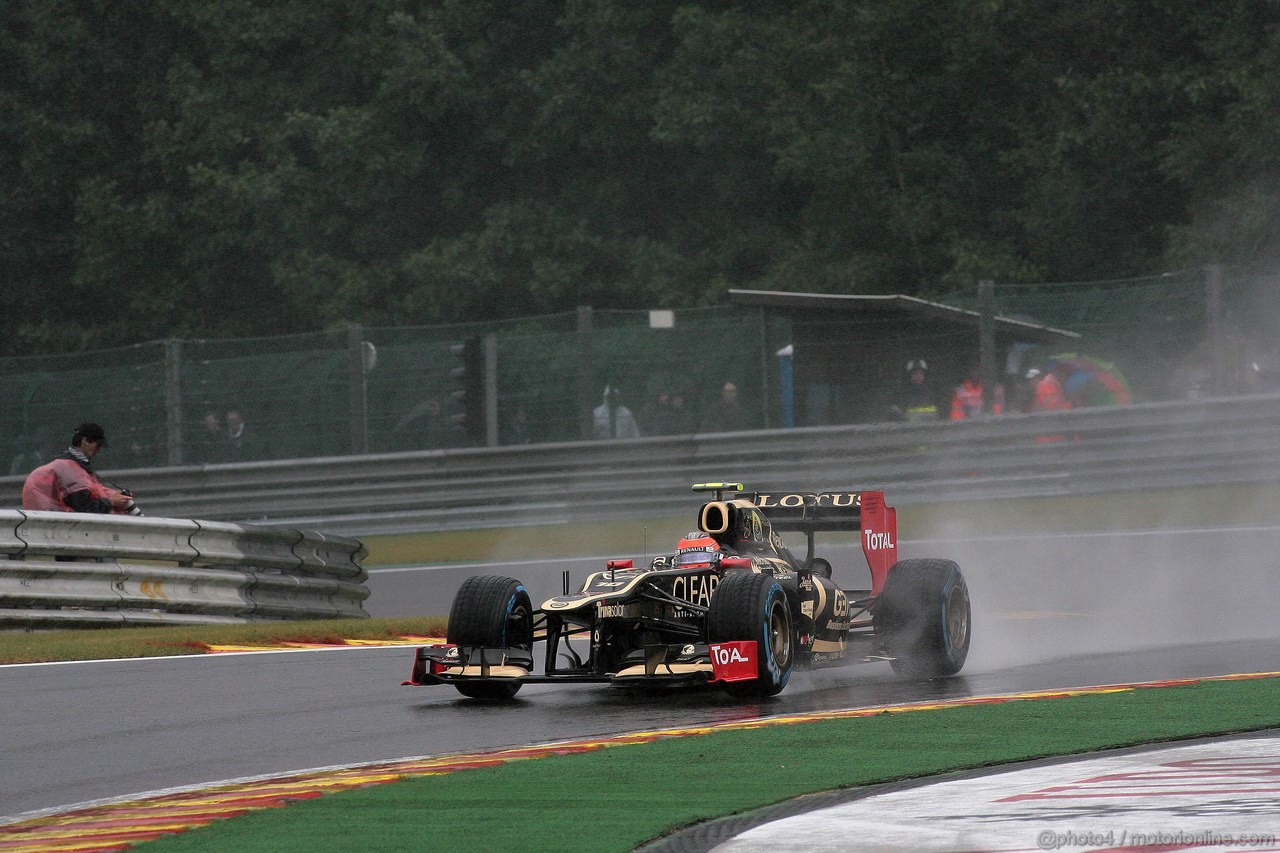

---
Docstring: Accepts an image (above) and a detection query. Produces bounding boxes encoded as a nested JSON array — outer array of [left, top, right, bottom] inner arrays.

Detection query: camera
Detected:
[[120, 489, 143, 516]]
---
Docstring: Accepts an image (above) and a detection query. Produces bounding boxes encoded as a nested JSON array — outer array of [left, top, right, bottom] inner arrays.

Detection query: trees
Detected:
[[2, 1, 1277, 357]]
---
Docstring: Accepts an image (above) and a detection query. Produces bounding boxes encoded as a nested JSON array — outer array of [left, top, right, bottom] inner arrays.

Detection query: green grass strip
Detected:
[[138, 676, 1280, 853], [0, 616, 447, 664]]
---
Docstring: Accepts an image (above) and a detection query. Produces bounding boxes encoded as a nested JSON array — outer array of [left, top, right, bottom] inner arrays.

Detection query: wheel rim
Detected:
[[506, 602, 532, 649], [944, 582, 969, 651], [767, 598, 792, 668]]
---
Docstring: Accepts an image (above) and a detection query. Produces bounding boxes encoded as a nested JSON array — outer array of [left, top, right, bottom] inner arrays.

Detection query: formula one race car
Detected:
[[405, 483, 971, 699]]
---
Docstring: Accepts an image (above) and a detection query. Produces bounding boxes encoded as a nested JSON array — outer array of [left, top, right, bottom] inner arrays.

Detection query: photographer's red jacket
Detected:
[[22, 456, 121, 513]]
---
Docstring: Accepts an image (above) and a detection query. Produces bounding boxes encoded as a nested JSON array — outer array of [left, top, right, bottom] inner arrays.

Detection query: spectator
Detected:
[[1244, 360, 1280, 394], [950, 366, 1004, 420], [224, 409, 255, 461], [700, 381, 745, 432], [643, 389, 697, 435], [652, 388, 701, 435], [644, 390, 673, 435], [504, 405, 533, 445], [1024, 366, 1072, 444], [395, 397, 452, 449], [892, 359, 940, 422], [1025, 367, 1072, 413], [120, 438, 157, 468], [593, 386, 641, 439], [194, 410, 227, 463], [669, 392, 696, 433], [21, 422, 135, 513]]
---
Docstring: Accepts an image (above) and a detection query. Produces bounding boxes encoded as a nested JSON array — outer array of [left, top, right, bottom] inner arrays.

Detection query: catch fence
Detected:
[[1, 270, 1273, 471]]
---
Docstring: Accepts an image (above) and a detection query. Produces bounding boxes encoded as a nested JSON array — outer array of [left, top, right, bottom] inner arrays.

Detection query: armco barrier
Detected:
[[2, 393, 1279, 537], [0, 511, 368, 627]]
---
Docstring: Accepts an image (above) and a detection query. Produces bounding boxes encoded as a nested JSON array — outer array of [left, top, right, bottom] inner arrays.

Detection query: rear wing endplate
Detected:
[[751, 489, 897, 596]]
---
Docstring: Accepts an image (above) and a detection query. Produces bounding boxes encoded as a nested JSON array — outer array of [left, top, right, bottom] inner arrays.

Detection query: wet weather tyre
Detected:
[[874, 558, 971, 679], [707, 572, 795, 697], [446, 575, 533, 699]]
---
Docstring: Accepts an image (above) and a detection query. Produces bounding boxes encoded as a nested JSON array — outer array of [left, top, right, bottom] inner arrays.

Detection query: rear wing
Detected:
[[750, 489, 898, 596], [750, 490, 865, 532]]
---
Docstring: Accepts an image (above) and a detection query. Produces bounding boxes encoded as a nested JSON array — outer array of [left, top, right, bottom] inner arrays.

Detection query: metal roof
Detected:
[[728, 289, 1080, 345]]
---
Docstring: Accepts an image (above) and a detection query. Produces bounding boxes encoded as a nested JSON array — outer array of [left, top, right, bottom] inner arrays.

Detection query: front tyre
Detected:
[[447, 575, 533, 699], [707, 572, 795, 697], [873, 558, 971, 679]]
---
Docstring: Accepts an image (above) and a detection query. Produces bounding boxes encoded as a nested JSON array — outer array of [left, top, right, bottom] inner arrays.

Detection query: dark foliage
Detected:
[[3, 1, 1278, 356]]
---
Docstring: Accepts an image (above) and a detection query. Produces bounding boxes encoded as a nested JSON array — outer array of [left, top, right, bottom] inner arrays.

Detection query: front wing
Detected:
[[404, 639, 760, 689]]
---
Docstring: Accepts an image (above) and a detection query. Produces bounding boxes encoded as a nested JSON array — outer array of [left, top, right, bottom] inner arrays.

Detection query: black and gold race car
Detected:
[[404, 483, 971, 699]]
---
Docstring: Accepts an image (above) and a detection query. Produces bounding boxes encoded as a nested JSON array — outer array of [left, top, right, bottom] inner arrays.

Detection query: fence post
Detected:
[[483, 333, 498, 447], [347, 324, 368, 456], [1205, 264, 1226, 397], [979, 280, 997, 414], [577, 306, 594, 440], [164, 339, 183, 466], [776, 343, 794, 428], [755, 307, 772, 429]]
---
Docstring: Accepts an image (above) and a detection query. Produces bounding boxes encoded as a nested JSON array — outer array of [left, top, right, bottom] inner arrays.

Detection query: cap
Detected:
[[73, 422, 107, 446]]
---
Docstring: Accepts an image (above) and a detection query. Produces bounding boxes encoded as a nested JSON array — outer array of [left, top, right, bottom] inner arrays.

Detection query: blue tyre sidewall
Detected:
[[760, 582, 791, 690], [501, 585, 529, 647]]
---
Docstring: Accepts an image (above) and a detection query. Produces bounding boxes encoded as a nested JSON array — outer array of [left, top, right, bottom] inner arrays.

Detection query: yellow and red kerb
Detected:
[[3, 671, 1277, 853]]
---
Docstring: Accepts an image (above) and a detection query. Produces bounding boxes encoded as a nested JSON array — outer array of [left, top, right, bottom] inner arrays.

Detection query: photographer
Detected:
[[21, 422, 137, 514]]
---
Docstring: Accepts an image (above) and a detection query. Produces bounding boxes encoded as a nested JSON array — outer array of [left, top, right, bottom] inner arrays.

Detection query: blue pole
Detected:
[[776, 345, 794, 428]]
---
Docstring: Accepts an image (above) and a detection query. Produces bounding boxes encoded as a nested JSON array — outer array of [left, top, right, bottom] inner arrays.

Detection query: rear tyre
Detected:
[[447, 575, 533, 699], [707, 572, 795, 697], [873, 558, 970, 679]]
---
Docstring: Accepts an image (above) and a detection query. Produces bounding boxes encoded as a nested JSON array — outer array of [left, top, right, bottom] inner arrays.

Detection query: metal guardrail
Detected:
[[0, 511, 369, 627], [2, 393, 1279, 538]]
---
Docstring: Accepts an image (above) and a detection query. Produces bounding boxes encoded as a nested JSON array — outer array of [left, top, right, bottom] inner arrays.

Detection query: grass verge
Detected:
[[0, 616, 447, 664], [134, 675, 1280, 852]]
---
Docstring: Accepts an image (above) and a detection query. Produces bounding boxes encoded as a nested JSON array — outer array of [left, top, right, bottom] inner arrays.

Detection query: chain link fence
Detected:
[[2, 271, 1273, 472], [0, 306, 780, 470], [943, 269, 1279, 404]]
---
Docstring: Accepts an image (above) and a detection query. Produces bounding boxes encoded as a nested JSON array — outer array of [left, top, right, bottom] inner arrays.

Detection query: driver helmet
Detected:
[[673, 533, 720, 568]]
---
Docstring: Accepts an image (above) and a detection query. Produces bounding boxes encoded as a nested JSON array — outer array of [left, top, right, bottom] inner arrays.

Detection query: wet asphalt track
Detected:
[[4, 524, 1280, 821]]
